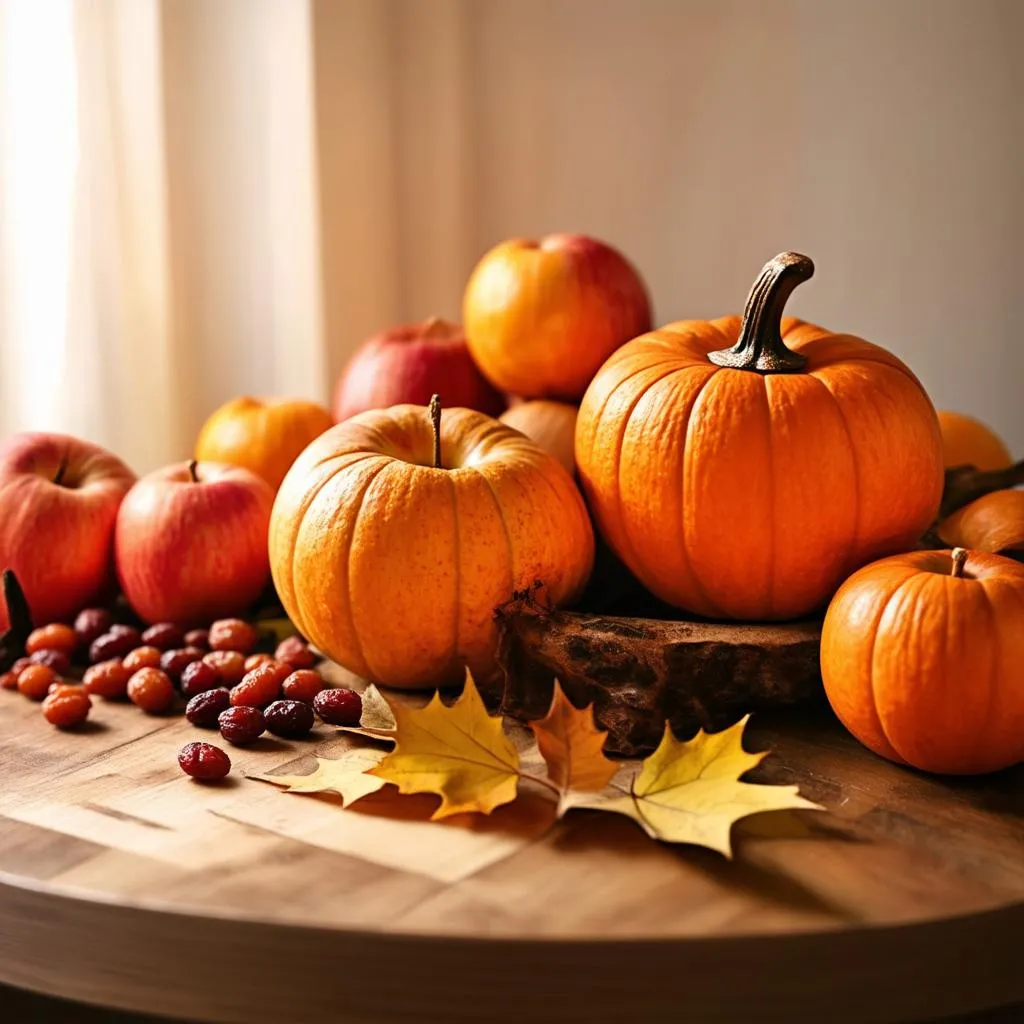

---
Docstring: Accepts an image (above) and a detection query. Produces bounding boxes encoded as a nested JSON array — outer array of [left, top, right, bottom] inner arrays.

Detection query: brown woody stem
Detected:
[[53, 457, 69, 486], [188, 460, 199, 483], [950, 548, 968, 578], [940, 459, 1024, 519], [708, 252, 813, 373], [429, 394, 442, 469]]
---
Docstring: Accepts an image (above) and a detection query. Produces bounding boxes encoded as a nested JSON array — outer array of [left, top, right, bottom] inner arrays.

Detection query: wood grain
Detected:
[[0, 678, 1022, 1023]]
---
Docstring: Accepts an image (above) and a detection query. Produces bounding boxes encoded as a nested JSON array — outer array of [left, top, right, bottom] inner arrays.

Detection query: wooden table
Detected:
[[0, 682, 1021, 1024]]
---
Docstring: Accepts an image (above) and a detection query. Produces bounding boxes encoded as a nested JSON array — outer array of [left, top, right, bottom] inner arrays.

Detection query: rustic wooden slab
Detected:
[[495, 600, 823, 755], [0, 678, 1022, 1024]]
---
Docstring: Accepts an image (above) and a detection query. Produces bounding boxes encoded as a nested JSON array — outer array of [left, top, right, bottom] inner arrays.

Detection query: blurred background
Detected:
[[1, 0, 1021, 473]]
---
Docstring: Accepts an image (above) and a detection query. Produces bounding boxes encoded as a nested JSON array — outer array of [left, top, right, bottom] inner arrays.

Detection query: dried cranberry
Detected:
[[313, 687, 362, 726], [90, 631, 139, 664], [184, 629, 210, 651], [274, 635, 317, 670], [229, 661, 290, 708], [127, 668, 176, 713], [141, 623, 185, 651], [208, 619, 259, 655], [29, 648, 71, 674], [178, 741, 231, 781], [218, 705, 265, 746], [26, 623, 78, 657], [180, 660, 222, 698], [75, 608, 113, 647], [17, 665, 56, 701], [42, 690, 91, 728], [264, 699, 315, 739], [185, 687, 231, 728], [159, 647, 204, 683], [281, 669, 325, 704], [83, 659, 130, 700]]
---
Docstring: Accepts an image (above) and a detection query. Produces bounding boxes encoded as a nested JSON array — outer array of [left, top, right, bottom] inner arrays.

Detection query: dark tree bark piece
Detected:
[[494, 597, 823, 757]]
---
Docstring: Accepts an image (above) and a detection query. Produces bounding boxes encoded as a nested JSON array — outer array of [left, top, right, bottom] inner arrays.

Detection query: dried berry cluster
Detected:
[[0, 599, 363, 783]]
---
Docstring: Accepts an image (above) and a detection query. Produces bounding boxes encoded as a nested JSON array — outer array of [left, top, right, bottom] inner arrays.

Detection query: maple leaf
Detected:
[[565, 716, 821, 857], [338, 683, 398, 742], [529, 680, 616, 810], [250, 748, 388, 806], [368, 671, 521, 820]]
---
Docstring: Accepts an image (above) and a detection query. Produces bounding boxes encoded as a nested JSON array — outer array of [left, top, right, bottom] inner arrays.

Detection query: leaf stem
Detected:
[[517, 769, 562, 797]]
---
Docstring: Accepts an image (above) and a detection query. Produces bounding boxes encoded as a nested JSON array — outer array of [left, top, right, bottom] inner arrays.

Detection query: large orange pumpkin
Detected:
[[821, 548, 1024, 774], [269, 399, 594, 688], [936, 410, 1012, 471], [576, 252, 944, 621], [500, 400, 578, 476]]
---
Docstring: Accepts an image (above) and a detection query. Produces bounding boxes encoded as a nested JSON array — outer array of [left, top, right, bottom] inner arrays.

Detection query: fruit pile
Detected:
[[0, 602, 363, 782], [1, 233, 1022, 784]]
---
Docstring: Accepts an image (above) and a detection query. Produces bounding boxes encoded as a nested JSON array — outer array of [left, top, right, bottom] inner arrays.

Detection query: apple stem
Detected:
[[188, 459, 200, 483], [429, 394, 442, 469], [53, 457, 68, 486]]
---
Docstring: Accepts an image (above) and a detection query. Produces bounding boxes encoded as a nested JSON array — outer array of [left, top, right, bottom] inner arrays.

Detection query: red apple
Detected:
[[332, 317, 505, 422], [115, 461, 274, 627], [462, 234, 652, 400], [0, 433, 136, 630]]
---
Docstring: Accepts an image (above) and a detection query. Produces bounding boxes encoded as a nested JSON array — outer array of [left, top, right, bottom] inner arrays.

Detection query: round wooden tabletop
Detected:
[[0, 681, 1021, 1024]]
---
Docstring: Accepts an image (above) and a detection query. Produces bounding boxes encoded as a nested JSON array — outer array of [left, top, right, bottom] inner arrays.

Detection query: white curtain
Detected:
[[2, 0, 1023, 473]]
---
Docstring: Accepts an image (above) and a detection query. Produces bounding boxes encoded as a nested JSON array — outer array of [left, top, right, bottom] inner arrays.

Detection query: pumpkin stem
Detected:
[[188, 459, 199, 483], [708, 252, 814, 373], [429, 394, 442, 469], [950, 547, 968, 578]]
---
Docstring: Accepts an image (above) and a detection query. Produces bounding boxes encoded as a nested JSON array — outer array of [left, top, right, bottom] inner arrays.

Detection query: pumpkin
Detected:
[[821, 547, 1024, 774], [936, 410, 1012, 471], [196, 397, 334, 491], [500, 401, 578, 475], [575, 252, 945, 621], [938, 490, 1024, 555], [462, 234, 651, 400], [269, 398, 594, 688]]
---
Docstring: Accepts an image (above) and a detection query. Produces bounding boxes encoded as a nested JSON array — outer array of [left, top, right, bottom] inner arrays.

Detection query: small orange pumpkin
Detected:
[[576, 252, 944, 621], [939, 490, 1024, 554], [936, 410, 1012, 471], [269, 399, 594, 688], [196, 397, 334, 491], [821, 548, 1024, 774], [500, 400, 578, 475]]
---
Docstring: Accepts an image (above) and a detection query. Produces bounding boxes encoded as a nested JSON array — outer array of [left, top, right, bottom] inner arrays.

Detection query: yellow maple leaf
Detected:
[[565, 717, 821, 857], [250, 748, 388, 806], [338, 683, 398, 742], [529, 680, 616, 809], [369, 670, 520, 820]]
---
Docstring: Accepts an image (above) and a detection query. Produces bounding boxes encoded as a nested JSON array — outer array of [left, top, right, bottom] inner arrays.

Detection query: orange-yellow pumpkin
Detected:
[[196, 397, 334, 491], [576, 252, 944, 621], [821, 548, 1024, 774], [936, 410, 1012, 471], [269, 400, 594, 688], [500, 400, 578, 475], [938, 490, 1024, 555]]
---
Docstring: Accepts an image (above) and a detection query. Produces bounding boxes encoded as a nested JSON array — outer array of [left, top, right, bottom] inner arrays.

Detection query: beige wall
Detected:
[[315, 0, 1024, 449]]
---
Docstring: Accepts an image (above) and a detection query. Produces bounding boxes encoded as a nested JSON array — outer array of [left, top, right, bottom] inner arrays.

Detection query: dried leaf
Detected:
[[529, 680, 616, 809], [369, 670, 520, 820], [338, 683, 398, 742], [250, 748, 388, 806], [564, 717, 821, 857]]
